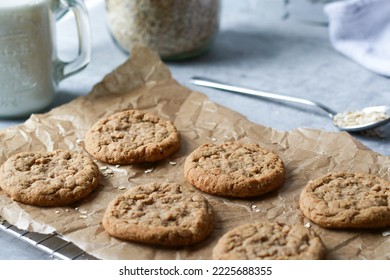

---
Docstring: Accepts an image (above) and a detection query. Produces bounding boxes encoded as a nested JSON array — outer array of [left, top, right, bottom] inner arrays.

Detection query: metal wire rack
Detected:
[[0, 217, 97, 260]]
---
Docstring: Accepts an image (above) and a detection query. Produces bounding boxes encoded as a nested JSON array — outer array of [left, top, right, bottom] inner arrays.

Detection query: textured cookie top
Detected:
[[299, 172, 390, 229], [85, 110, 180, 164], [0, 150, 99, 207], [212, 222, 325, 260], [102, 183, 214, 246], [184, 141, 285, 197]]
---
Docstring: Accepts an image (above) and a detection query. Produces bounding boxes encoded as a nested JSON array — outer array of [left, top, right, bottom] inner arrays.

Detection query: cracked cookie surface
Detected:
[[184, 141, 285, 197], [0, 150, 99, 207], [299, 172, 390, 228], [85, 110, 180, 164], [212, 222, 325, 260], [102, 182, 214, 246]]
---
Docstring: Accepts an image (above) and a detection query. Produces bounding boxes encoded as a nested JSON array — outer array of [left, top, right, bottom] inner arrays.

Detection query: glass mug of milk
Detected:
[[0, 0, 90, 118]]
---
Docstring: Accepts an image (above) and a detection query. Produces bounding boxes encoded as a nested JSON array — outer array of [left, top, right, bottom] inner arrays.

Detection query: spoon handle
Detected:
[[191, 77, 337, 118]]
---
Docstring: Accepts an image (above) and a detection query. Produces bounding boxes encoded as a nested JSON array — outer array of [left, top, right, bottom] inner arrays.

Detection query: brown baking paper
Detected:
[[1, 46, 390, 260]]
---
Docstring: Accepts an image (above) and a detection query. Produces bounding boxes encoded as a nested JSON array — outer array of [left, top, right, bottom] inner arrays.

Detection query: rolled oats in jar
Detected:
[[105, 0, 220, 60]]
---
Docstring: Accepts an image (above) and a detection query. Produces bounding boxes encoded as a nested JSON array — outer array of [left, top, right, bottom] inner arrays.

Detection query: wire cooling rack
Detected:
[[0, 217, 97, 260]]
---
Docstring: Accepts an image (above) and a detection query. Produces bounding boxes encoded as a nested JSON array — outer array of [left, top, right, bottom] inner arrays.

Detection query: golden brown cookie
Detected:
[[0, 150, 99, 207], [184, 141, 285, 198], [212, 222, 325, 260], [102, 182, 214, 246], [299, 172, 390, 229], [84, 110, 180, 164]]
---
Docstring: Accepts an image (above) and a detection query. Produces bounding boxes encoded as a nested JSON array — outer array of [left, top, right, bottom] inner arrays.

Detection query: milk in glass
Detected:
[[0, 0, 54, 117]]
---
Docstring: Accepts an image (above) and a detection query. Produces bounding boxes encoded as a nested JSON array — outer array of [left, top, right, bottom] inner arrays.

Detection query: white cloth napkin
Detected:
[[324, 0, 390, 77]]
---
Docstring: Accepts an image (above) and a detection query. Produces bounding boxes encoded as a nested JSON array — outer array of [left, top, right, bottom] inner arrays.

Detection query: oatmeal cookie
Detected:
[[0, 150, 99, 207], [84, 110, 180, 164], [212, 222, 325, 260], [102, 182, 214, 246], [184, 141, 285, 197], [300, 172, 390, 229]]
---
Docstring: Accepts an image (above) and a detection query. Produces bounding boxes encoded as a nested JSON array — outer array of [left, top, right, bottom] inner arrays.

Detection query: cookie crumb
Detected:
[[57, 126, 65, 136], [55, 210, 60, 214], [304, 222, 311, 228], [145, 168, 155, 174], [250, 204, 261, 212], [101, 166, 114, 177]]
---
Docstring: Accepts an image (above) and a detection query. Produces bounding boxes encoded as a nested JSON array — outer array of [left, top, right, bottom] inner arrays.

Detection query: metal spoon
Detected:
[[190, 76, 390, 132]]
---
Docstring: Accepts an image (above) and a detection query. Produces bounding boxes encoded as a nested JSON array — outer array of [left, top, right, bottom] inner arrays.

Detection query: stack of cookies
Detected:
[[1, 108, 389, 260]]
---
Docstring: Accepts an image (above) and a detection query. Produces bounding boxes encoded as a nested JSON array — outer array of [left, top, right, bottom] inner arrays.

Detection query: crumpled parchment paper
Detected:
[[0, 46, 389, 260]]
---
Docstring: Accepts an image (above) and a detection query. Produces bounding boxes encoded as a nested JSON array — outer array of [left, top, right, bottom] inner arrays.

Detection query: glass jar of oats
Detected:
[[105, 0, 220, 60]]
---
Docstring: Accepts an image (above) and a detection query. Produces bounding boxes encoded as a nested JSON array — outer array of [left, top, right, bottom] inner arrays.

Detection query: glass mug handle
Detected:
[[56, 0, 91, 81]]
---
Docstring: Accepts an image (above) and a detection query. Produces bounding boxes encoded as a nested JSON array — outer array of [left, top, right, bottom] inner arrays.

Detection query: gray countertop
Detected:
[[0, 0, 389, 259]]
